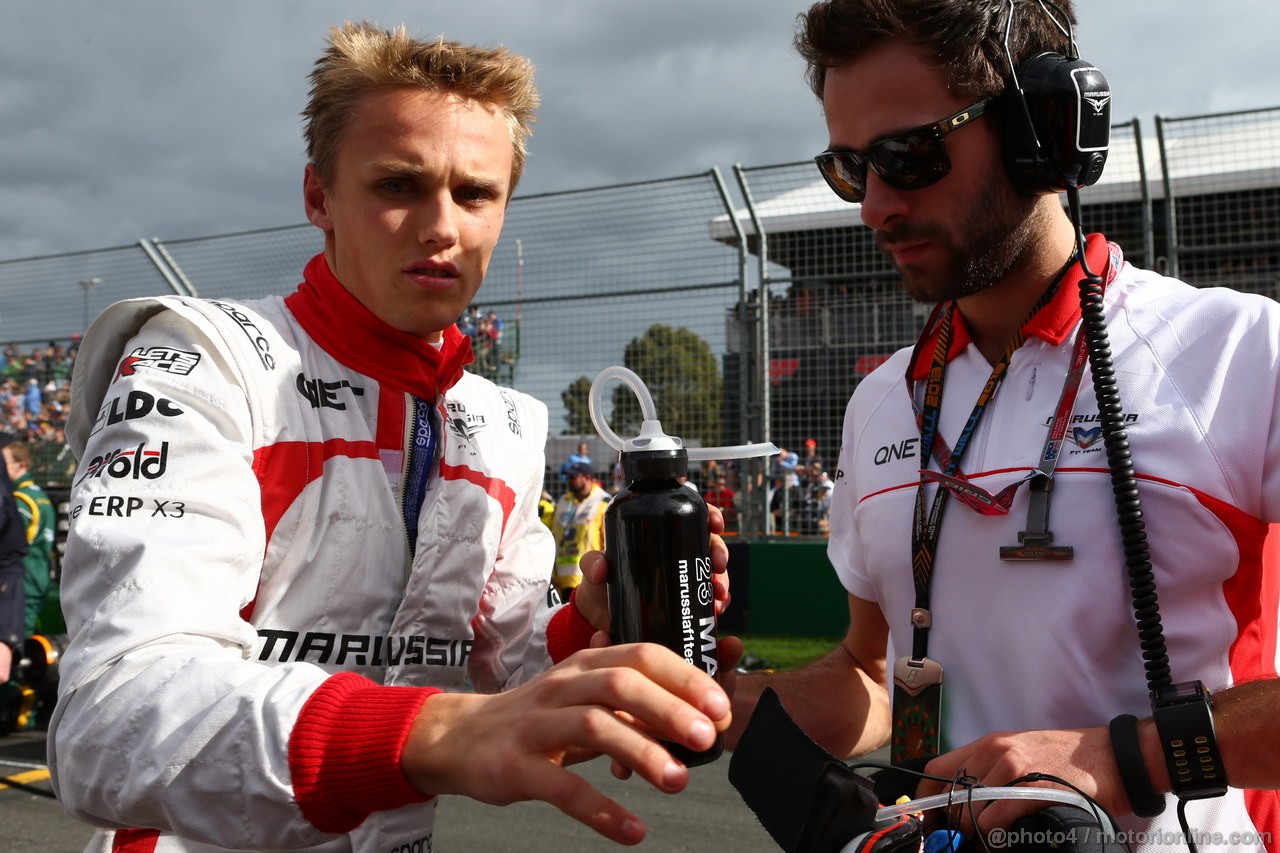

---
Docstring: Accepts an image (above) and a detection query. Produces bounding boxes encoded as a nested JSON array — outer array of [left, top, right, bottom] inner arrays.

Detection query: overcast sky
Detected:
[[2, 0, 1276, 262]]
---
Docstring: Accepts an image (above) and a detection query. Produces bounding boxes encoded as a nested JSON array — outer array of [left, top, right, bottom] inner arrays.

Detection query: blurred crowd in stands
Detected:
[[698, 439, 834, 536], [0, 339, 80, 487], [456, 304, 509, 381]]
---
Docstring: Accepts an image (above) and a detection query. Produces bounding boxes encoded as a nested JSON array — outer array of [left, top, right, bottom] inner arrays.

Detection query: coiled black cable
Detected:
[[1066, 186, 1172, 693]]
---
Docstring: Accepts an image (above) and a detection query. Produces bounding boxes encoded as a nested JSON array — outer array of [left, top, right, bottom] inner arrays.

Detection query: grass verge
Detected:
[[733, 634, 841, 671]]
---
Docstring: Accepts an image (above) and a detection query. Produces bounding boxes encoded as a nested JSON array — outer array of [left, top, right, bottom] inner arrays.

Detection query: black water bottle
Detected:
[[605, 420, 722, 766]]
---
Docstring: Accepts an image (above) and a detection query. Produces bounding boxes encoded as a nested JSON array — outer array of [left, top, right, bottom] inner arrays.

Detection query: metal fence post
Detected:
[[1129, 118, 1155, 271], [710, 168, 751, 446], [1154, 114, 1179, 279], [734, 164, 774, 537], [139, 238, 197, 297]]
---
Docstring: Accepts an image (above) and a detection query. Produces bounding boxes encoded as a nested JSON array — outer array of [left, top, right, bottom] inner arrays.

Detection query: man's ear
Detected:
[[303, 164, 332, 231]]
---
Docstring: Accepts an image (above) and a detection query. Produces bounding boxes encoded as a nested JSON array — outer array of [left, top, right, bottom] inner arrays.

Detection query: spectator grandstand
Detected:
[[0, 341, 78, 484]]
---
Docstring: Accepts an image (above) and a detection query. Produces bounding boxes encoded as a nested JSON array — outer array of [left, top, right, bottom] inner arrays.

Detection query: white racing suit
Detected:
[[49, 253, 561, 852]]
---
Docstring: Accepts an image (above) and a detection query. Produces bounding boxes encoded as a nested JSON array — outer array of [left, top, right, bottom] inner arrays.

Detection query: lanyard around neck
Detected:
[[403, 396, 438, 558], [904, 275, 1063, 662]]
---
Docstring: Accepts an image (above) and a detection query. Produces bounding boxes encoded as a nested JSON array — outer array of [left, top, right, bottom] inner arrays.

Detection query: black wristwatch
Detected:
[[1151, 680, 1229, 800]]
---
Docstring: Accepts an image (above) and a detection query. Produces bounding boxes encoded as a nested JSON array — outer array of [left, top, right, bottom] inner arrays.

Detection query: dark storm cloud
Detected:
[[1, 0, 1275, 260]]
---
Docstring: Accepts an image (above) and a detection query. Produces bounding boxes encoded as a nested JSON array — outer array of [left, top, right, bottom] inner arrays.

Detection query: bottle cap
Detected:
[[620, 421, 687, 482], [622, 420, 682, 453]]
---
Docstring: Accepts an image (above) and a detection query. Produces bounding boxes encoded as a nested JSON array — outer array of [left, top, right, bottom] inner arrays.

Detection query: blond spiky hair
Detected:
[[303, 21, 539, 190]]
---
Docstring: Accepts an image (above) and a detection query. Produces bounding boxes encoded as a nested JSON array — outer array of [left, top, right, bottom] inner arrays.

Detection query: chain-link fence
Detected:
[[1, 105, 1277, 544], [1155, 106, 1280, 294]]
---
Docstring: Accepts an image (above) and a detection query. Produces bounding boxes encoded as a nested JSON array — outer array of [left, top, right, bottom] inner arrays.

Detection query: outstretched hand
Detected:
[[399, 644, 731, 845]]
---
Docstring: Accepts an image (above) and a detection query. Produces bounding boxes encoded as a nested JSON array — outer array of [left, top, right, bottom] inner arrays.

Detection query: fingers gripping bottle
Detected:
[[605, 419, 723, 767]]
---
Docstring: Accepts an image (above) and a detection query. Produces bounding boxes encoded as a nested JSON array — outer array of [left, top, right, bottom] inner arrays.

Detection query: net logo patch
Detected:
[[295, 372, 364, 410]]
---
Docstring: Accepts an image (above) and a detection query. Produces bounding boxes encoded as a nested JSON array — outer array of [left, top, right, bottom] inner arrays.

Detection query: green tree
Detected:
[[610, 324, 723, 448], [560, 375, 596, 435]]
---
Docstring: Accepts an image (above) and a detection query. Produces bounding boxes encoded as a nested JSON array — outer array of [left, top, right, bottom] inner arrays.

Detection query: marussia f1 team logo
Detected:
[[117, 346, 201, 379], [449, 417, 485, 440], [1070, 426, 1103, 449], [445, 400, 486, 441], [75, 440, 170, 487]]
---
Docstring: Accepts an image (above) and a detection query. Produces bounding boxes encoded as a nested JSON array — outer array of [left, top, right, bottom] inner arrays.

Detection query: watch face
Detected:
[[1158, 681, 1206, 704]]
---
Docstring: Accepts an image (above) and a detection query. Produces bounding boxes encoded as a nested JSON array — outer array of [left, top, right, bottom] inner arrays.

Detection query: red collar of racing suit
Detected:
[[285, 253, 475, 402]]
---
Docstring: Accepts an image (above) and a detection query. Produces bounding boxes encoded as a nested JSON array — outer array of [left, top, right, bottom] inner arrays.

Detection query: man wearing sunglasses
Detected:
[[726, 2, 1280, 851]]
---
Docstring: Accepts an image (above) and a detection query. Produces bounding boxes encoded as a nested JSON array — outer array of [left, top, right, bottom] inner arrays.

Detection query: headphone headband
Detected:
[[999, 2, 1110, 192]]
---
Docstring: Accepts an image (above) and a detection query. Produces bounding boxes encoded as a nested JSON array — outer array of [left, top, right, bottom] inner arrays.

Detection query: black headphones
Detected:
[[998, 0, 1111, 193]]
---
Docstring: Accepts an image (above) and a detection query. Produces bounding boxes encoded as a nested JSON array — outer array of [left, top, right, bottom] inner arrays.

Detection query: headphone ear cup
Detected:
[[1000, 52, 1111, 193]]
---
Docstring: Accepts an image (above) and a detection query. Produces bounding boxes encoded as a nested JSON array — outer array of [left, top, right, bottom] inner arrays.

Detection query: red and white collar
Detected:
[[285, 253, 474, 402]]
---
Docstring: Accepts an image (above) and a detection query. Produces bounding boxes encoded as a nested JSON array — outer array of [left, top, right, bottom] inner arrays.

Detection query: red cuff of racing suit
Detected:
[[545, 588, 597, 664], [289, 672, 441, 833]]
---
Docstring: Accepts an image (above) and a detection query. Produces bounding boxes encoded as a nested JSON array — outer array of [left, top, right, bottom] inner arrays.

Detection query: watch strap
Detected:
[[1108, 713, 1166, 818]]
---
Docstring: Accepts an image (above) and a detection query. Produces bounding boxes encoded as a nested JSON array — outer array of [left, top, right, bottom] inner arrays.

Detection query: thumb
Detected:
[[574, 550, 610, 632]]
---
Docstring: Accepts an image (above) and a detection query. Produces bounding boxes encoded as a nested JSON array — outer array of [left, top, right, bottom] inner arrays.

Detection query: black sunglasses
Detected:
[[814, 99, 991, 203]]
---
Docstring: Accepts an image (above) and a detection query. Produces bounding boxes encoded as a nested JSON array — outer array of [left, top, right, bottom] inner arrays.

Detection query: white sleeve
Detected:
[[467, 393, 560, 694], [49, 303, 335, 850], [828, 391, 880, 603]]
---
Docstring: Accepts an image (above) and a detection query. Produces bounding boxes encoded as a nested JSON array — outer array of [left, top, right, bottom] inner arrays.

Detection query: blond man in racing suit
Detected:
[[48, 22, 731, 853]]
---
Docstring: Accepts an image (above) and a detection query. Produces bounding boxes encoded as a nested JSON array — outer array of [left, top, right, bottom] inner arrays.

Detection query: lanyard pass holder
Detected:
[[891, 611, 945, 765], [999, 472, 1073, 561]]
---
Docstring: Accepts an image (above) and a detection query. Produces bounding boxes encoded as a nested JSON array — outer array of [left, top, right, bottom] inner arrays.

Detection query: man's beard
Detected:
[[877, 176, 1041, 304]]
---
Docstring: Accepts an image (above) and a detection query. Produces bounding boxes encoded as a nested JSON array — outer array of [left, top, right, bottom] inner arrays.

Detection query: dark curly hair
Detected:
[[795, 0, 1078, 102]]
